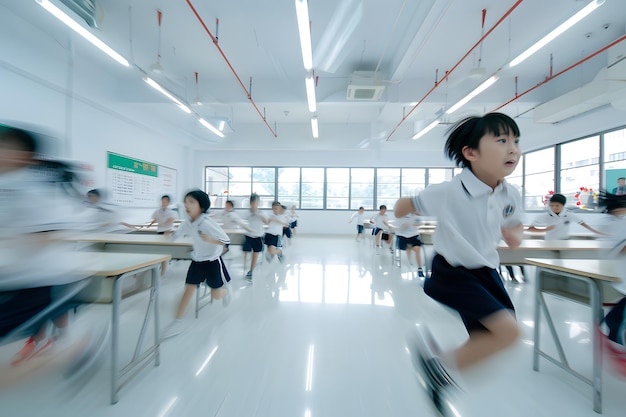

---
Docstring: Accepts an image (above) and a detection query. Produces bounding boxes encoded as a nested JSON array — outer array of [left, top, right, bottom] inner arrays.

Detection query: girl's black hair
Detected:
[[598, 189, 626, 213], [161, 194, 171, 201], [185, 189, 211, 213], [444, 112, 520, 168], [0, 125, 38, 153]]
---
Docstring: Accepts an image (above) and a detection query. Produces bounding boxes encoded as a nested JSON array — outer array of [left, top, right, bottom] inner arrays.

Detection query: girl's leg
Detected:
[[451, 310, 519, 370], [413, 246, 423, 268], [161, 261, 167, 277], [174, 284, 197, 320], [250, 252, 259, 271]]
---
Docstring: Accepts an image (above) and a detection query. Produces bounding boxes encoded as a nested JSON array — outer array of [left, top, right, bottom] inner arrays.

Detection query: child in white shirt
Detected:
[[528, 193, 604, 239], [349, 207, 367, 242]]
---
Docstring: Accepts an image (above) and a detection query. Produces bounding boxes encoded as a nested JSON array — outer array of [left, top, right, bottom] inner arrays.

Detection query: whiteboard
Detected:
[[107, 152, 177, 207]]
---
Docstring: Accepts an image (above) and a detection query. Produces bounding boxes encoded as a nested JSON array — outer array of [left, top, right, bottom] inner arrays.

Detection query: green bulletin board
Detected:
[[107, 152, 177, 207]]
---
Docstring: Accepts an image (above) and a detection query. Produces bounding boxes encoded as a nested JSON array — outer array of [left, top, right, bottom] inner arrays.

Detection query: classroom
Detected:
[[1, 1, 626, 416]]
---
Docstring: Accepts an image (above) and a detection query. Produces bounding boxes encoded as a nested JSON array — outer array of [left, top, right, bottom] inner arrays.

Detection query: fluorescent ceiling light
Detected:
[[199, 118, 225, 138], [305, 75, 317, 112], [508, 0, 605, 68], [445, 75, 499, 115], [412, 120, 439, 140], [295, 0, 313, 71], [311, 117, 319, 138], [143, 77, 191, 114], [36, 0, 129, 67]]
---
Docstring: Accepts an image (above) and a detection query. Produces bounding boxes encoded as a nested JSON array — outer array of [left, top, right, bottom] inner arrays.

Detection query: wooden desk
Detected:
[[525, 258, 623, 413], [498, 240, 611, 265], [85, 252, 170, 405]]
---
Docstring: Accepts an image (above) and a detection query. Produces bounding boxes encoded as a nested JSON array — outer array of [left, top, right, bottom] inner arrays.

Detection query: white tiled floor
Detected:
[[2, 235, 626, 416]]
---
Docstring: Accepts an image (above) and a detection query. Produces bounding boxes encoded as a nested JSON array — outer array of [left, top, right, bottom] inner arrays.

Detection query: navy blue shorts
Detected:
[[264, 233, 281, 248], [0, 286, 52, 337], [372, 227, 382, 236], [185, 258, 231, 289], [424, 254, 515, 333], [397, 235, 422, 250], [357, 224, 364, 234], [282, 227, 292, 239], [243, 236, 263, 252], [290, 220, 297, 228]]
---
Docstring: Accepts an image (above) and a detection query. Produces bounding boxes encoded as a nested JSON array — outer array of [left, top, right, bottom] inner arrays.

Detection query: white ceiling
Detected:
[[2, 0, 626, 151]]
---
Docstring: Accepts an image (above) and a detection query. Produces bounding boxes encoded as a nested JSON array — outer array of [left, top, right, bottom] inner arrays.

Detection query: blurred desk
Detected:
[[497, 240, 611, 265], [525, 258, 622, 413], [78, 252, 170, 404]]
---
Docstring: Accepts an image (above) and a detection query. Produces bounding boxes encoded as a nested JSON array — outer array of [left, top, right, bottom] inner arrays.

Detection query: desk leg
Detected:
[[533, 267, 541, 371], [111, 276, 122, 404], [590, 281, 603, 414]]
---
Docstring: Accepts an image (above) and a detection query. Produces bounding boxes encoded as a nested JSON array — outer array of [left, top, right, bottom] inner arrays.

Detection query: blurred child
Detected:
[[288, 205, 299, 236], [395, 113, 524, 416], [264, 201, 288, 263], [394, 213, 425, 277], [144, 194, 176, 276], [161, 190, 231, 339], [241, 194, 266, 281], [527, 193, 605, 239], [370, 205, 393, 253], [349, 207, 366, 242]]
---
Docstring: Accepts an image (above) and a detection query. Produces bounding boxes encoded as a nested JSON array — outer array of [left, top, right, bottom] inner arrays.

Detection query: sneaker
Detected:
[[407, 327, 459, 417], [265, 250, 272, 263], [277, 253, 284, 263], [389, 248, 394, 254], [418, 269, 425, 278], [161, 319, 185, 340], [11, 337, 53, 366], [245, 270, 253, 281]]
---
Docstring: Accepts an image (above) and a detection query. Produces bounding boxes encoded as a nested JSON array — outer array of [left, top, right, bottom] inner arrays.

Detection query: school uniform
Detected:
[[370, 213, 390, 237], [243, 210, 266, 253], [394, 214, 423, 250], [530, 208, 584, 240], [171, 214, 231, 289], [151, 207, 175, 233], [350, 211, 367, 234], [265, 213, 288, 248], [411, 168, 523, 332]]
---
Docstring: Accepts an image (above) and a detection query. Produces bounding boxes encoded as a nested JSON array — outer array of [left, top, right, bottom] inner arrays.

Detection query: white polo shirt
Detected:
[[151, 207, 176, 233], [394, 214, 422, 238], [531, 209, 583, 240], [350, 211, 367, 226], [245, 210, 266, 238], [171, 214, 230, 262], [371, 213, 389, 230], [266, 213, 288, 235], [411, 168, 523, 269]]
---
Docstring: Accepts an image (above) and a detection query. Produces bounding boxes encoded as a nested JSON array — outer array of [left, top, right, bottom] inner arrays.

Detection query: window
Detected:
[[524, 148, 554, 210], [560, 136, 599, 210], [326, 168, 349, 209], [427, 168, 453, 185], [507, 155, 524, 199], [603, 128, 626, 194], [376, 168, 400, 208], [205, 167, 230, 209], [350, 168, 374, 210], [278, 168, 300, 208], [400, 168, 426, 196], [224, 167, 252, 209], [252, 168, 276, 208], [301, 168, 324, 209]]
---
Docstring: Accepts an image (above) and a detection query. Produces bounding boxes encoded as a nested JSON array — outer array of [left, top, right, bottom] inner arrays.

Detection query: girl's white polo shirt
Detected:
[[411, 168, 523, 269]]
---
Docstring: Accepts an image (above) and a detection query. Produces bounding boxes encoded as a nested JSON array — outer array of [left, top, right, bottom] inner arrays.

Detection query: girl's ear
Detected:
[[461, 145, 478, 162]]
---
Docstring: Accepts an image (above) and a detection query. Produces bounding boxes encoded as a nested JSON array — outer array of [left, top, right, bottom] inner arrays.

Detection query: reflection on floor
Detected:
[[1, 235, 625, 417]]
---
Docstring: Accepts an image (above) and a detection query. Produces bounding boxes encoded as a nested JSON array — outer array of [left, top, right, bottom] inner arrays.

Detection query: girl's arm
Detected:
[[394, 198, 419, 218], [501, 223, 524, 247], [581, 222, 609, 236]]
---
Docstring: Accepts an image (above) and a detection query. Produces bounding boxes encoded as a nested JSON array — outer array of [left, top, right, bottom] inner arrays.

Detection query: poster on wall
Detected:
[[606, 169, 626, 196], [107, 152, 177, 207]]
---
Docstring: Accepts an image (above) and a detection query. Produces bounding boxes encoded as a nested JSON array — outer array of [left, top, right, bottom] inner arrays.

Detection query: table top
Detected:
[[524, 258, 623, 282], [83, 252, 171, 276], [498, 239, 612, 251]]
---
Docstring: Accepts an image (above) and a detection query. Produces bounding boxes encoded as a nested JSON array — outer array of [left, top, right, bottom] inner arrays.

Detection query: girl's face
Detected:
[[161, 198, 170, 209], [463, 132, 520, 189], [184, 196, 203, 220]]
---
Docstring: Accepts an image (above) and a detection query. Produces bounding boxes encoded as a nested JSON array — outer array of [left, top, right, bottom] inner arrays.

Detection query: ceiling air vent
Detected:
[[346, 71, 385, 101], [59, 0, 99, 27]]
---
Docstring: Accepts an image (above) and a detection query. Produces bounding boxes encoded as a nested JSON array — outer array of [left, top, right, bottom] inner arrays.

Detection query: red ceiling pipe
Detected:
[[386, 0, 524, 141], [492, 34, 626, 112], [185, 0, 278, 137]]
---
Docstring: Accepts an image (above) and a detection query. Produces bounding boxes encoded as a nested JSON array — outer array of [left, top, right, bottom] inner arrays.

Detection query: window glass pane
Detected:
[[401, 168, 425, 196], [427, 168, 453, 185], [560, 136, 599, 210], [278, 168, 300, 208], [524, 148, 554, 210], [603, 128, 626, 194], [376, 168, 400, 208], [327, 168, 349, 209], [301, 168, 324, 209], [350, 168, 374, 210], [251, 168, 275, 207], [224, 167, 252, 209], [205, 167, 230, 209]]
